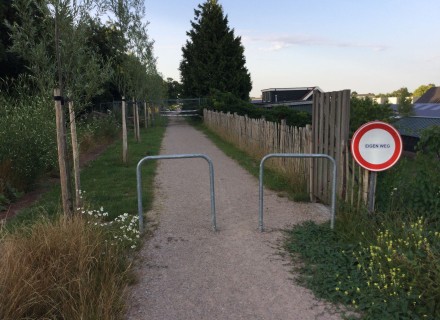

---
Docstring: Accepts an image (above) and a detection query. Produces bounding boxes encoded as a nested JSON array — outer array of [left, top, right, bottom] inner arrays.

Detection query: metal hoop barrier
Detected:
[[259, 153, 337, 232], [136, 154, 217, 233]]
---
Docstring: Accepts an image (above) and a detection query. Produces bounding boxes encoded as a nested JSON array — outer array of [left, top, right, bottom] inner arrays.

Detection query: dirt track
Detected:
[[126, 117, 341, 320]]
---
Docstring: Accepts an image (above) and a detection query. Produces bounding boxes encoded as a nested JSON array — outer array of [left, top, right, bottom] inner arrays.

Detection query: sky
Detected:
[[144, 0, 440, 98]]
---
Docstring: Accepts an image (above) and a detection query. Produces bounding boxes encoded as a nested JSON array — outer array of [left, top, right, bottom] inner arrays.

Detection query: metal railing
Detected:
[[136, 154, 217, 233], [259, 153, 337, 231]]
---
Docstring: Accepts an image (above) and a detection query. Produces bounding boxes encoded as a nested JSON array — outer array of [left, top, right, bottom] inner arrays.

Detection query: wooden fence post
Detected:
[[68, 100, 81, 209], [136, 100, 140, 141], [122, 96, 128, 164], [144, 101, 148, 129], [54, 88, 73, 216]]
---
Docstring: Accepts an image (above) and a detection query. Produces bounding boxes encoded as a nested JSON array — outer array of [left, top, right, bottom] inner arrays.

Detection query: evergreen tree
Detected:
[[179, 0, 252, 100]]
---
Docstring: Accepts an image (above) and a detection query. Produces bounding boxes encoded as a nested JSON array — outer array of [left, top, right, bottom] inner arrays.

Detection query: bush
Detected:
[[376, 155, 440, 222], [0, 93, 57, 192], [417, 125, 440, 159]]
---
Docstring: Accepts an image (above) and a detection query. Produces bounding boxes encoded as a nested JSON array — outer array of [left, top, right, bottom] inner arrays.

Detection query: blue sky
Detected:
[[145, 0, 440, 98]]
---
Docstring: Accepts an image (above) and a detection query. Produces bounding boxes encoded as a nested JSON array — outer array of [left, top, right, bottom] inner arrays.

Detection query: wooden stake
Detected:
[[122, 97, 128, 164], [54, 88, 73, 216], [69, 101, 81, 209], [135, 100, 140, 141], [144, 101, 148, 129]]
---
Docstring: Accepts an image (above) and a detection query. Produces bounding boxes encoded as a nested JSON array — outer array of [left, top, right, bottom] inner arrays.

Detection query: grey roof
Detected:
[[394, 117, 440, 138], [416, 86, 440, 103], [390, 103, 440, 117]]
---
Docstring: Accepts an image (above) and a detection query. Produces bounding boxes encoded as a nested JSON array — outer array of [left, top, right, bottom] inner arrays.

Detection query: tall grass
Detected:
[[284, 153, 440, 319], [0, 215, 128, 319]]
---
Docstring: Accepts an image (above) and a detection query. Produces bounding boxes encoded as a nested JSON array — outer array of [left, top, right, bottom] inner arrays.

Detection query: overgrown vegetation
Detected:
[[285, 126, 440, 319], [0, 90, 121, 211], [0, 121, 166, 319]]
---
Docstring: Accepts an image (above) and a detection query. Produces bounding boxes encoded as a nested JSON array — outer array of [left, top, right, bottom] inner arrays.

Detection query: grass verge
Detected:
[[7, 119, 166, 228], [0, 118, 167, 319]]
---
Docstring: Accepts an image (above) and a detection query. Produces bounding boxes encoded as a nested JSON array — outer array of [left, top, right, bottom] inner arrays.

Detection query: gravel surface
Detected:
[[126, 118, 342, 320]]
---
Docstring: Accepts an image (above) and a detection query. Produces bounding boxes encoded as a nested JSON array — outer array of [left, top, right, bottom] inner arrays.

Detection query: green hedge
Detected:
[[207, 91, 312, 127]]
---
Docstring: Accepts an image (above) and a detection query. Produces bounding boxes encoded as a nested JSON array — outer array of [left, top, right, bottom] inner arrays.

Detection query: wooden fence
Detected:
[[204, 95, 373, 208], [312, 90, 373, 208], [204, 109, 312, 192]]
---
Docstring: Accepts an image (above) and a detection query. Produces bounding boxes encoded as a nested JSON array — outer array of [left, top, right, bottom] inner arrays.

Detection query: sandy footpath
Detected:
[[125, 118, 342, 320]]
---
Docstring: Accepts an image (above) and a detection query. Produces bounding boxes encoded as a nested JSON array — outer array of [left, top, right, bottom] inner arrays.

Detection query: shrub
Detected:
[[417, 125, 440, 159], [376, 155, 440, 222], [0, 93, 57, 191]]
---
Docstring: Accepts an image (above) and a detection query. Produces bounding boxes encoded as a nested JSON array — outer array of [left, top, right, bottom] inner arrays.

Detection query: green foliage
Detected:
[[166, 77, 182, 99], [376, 155, 440, 221], [417, 125, 440, 159], [0, 0, 27, 80], [208, 91, 312, 127], [397, 88, 413, 117], [0, 91, 57, 192], [8, 0, 112, 104], [350, 96, 394, 135], [180, 0, 252, 100], [285, 212, 440, 319], [6, 122, 166, 229], [413, 84, 435, 98]]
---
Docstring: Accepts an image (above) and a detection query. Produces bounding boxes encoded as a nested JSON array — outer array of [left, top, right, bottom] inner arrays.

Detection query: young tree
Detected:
[[179, 0, 252, 100], [396, 87, 413, 117]]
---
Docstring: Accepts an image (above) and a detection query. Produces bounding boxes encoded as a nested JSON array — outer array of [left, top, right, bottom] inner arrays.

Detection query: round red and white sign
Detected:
[[351, 121, 403, 171]]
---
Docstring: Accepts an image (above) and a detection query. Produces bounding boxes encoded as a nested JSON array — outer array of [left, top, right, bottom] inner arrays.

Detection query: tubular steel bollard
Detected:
[[136, 154, 217, 233], [259, 153, 337, 232]]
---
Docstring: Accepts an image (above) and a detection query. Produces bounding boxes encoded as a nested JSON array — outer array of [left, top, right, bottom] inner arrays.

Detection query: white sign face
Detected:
[[358, 129, 396, 164], [351, 121, 403, 171]]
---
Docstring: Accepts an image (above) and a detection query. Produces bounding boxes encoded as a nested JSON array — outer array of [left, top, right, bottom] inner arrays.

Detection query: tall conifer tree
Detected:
[[180, 0, 252, 100]]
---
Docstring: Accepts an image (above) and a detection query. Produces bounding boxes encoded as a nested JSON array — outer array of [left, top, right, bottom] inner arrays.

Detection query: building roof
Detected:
[[394, 117, 440, 138], [416, 86, 440, 103], [390, 103, 440, 117], [261, 87, 322, 101]]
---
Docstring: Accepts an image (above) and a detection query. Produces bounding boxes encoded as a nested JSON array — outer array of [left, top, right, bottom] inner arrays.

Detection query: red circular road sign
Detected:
[[351, 121, 403, 171]]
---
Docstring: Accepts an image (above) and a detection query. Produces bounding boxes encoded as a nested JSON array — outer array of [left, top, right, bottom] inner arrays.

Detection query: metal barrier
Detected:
[[136, 154, 217, 233], [160, 110, 200, 117], [259, 153, 337, 232]]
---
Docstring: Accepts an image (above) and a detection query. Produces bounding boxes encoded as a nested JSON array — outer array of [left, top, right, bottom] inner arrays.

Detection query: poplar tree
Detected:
[[179, 0, 252, 100]]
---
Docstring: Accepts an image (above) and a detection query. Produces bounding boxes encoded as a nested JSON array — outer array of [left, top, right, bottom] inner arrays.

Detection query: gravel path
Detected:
[[126, 118, 342, 320]]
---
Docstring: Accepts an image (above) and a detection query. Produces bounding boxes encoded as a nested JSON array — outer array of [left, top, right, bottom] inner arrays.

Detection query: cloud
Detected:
[[244, 34, 388, 52]]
